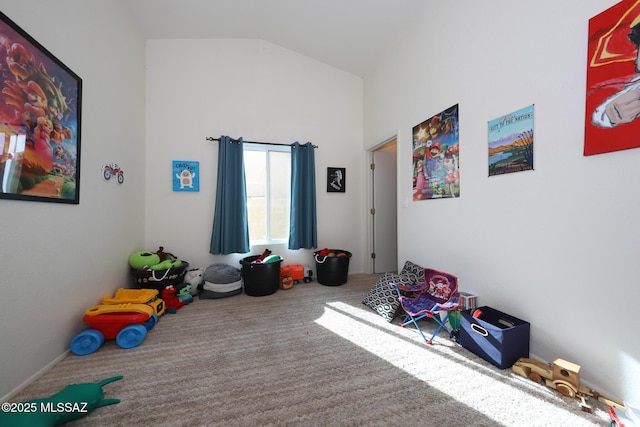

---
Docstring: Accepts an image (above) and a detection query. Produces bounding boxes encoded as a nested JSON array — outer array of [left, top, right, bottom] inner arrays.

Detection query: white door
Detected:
[[371, 140, 397, 273]]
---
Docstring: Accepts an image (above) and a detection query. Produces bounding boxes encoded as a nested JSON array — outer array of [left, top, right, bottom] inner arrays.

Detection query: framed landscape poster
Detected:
[[0, 12, 82, 203], [488, 104, 534, 176], [412, 104, 460, 200]]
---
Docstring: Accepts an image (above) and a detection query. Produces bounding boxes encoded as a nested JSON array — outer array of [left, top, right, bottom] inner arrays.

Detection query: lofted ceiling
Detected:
[[124, 0, 427, 78]]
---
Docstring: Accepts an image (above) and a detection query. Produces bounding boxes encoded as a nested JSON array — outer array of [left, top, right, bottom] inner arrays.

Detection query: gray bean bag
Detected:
[[199, 263, 243, 299]]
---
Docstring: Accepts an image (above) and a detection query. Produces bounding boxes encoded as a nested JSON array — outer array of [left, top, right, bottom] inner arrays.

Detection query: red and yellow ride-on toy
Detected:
[[70, 288, 165, 356]]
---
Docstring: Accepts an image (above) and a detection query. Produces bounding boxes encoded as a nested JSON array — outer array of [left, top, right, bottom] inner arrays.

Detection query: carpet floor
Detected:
[[9, 274, 611, 426]]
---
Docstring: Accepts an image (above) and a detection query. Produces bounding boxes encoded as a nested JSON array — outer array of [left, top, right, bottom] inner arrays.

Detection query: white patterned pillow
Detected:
[[362, 270, 421, 322], [401, 260, 425, 277]]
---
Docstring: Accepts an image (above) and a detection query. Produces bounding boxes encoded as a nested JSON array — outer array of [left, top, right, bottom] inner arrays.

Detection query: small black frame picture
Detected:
[[327, 167, 345, 193]]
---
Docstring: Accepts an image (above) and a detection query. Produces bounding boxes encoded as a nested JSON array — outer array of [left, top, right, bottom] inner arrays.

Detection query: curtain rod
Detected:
[[205, 136, 317, 148]]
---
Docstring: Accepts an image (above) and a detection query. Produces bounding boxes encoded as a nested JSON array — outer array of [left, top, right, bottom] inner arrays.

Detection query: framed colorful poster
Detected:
[[412, 104, 459, 200], [0, 12, 82, 203], [585, 0, 640, 155], [488, 105, 534, 176], [173, 160, 199, 192]]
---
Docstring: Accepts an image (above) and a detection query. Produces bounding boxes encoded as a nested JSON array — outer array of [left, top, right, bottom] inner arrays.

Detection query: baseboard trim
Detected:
[[1, 350, 69, 403]]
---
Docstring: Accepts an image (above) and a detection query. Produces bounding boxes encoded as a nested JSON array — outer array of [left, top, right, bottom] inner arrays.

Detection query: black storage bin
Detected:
[[240, 255, 283, 296], [130, 261, 189, 293], [460, 306, 530, 369], [314, 250, 352, 286]]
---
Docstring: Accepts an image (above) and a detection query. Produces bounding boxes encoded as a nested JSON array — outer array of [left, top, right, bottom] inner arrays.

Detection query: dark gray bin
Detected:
[[314, 250, 351, 286], [240, 255, 283, 296]]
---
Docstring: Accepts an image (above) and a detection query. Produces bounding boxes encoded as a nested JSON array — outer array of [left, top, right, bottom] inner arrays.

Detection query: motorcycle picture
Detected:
[[102, 163, 124, 184]]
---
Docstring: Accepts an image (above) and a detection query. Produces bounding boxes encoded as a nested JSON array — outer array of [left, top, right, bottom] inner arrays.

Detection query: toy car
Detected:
[[281, 264, 313, 285], [70, 288, 165, 356], [512, 357, 623, 412]]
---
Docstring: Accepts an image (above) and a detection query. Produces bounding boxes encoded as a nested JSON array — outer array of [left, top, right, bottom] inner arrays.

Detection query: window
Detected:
[[244, 144, 291, 243]]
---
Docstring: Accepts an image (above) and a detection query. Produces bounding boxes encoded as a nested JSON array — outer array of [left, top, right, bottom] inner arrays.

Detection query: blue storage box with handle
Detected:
[[459, 306, 530, 369]]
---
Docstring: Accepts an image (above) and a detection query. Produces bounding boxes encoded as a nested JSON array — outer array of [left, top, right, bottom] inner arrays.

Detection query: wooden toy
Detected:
[[512, 357, 623, 412]]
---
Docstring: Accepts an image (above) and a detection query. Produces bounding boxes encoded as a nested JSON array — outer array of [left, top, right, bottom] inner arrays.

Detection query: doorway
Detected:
[[370, 138, 397, 273]]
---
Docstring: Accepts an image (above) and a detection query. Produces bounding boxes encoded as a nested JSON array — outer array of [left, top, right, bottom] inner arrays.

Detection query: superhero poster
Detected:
[[585, 0, 640, 156], [412, 104, 460, 200], [0, 12, 82, 203]]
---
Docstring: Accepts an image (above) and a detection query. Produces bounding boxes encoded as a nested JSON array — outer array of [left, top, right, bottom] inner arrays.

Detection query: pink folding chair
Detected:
[[392, 268, 459, 344]]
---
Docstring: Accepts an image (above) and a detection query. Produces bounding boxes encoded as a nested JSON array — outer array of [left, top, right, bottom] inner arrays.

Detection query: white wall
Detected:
[[5, 0, 634, 409], [0, 0, 147, 399], [364, 0, 640, 403], [0, 4, 365, 402], [144, 39, 365, 274]]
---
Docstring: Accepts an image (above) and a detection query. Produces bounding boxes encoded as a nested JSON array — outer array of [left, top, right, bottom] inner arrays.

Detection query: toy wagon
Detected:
[[70, 289, 164, 356]]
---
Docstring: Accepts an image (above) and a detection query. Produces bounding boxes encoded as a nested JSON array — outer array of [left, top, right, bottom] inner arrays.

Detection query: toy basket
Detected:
[[314, 249, 351, 286], [130, 261, 189, 292], [459, 306, 530, 369], [239, 255, 283, 296]]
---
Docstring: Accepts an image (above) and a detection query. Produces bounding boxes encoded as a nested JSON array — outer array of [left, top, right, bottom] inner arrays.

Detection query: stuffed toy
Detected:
[[128, 251, 160, 270], [184, 268, 204, 296], [253, 249, 271, 263], [155, 246, 176, 262], [161, 285, 185, 313], [175, 283, 193, 303]]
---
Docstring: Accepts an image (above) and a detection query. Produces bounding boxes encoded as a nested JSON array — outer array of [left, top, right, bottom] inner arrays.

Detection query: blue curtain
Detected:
[[209, 136, 250, 254], [289, 142, 317, 249]]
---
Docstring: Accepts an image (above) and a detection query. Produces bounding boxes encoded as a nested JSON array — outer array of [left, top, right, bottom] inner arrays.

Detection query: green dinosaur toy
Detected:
[[0, 375, 123, 426]]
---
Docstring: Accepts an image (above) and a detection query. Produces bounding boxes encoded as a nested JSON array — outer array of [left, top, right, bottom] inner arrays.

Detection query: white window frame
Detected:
[[243, 143, 291, 245]]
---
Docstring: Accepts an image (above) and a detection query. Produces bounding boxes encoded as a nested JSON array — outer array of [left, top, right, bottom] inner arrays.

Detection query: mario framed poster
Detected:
[[412, 104, 460, 200], [585, 0, 640, 155], [0, 12, 82, 203]]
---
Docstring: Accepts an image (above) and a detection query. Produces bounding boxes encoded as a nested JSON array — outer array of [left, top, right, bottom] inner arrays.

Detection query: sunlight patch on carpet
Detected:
[[315, 301, 608, 426]]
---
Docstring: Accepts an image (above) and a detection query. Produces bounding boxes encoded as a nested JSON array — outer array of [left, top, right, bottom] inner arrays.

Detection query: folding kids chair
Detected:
[[392, 268, 459, 344]]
